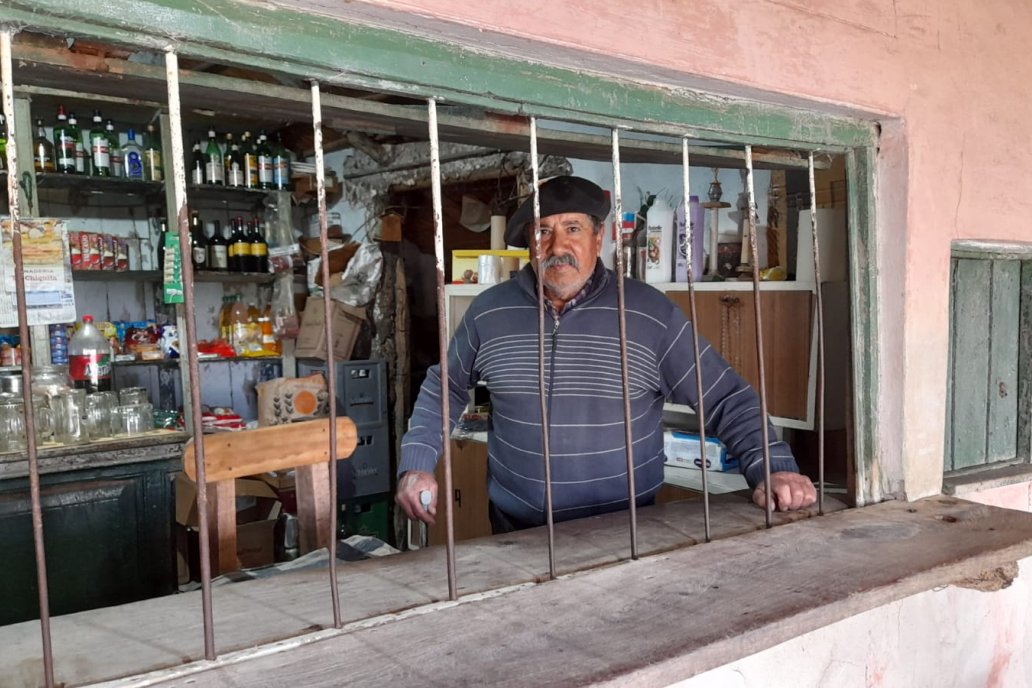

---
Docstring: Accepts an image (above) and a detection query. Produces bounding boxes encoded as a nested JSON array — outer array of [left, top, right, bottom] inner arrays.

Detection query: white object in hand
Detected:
[[419, 489, 432, 512]]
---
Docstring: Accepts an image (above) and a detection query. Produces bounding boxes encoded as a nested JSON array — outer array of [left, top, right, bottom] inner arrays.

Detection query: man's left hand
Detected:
[[751, 472, 817, 511]]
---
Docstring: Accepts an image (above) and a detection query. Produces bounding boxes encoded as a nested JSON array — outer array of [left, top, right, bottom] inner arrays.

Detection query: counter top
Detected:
[[0, 431, 190, 480]]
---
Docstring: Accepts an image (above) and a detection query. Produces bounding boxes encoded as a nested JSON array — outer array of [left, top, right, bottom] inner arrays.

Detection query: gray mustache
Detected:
[[541, 254, 578, 270]]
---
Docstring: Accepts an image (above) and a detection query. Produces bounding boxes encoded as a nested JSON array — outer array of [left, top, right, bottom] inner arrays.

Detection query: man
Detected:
[[397, 176, 816, 532]]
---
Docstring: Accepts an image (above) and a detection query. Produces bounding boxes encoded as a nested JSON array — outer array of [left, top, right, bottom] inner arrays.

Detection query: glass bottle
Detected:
[[123, 128, 145, 181], [156, 218, 169, 272], [144, 124, 163, 182], [190, 211, 208, 271], [188, 142, 204, 185], [106, 120, 123, 177], [272, 132, 291, 191], [34, 118, 56, 174], [256, 131, 274, 189], [207, 220, 229, 271], [204, 129, 224, 185], [67, 112, 85, 174], [53, 105, 77, 174], [228, 217, 250, 272], [249, 216, 269, 273], [89, 110, 111, 177], [224, 132, 243, 187], [241, 131, 259, 189]]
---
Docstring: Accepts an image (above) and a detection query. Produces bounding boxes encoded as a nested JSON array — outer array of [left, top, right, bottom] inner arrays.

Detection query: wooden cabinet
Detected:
[[0, 439, 183, 625], [427, 439, 491, 544], [666, 288, 814, 422]]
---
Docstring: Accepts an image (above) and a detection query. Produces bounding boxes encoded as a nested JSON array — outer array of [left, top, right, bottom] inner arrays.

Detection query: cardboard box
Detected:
[[175, 473, 283, 572], [451, 249, 528, 283], [294, 297, 365, 361], [663, 430, 737, 472]]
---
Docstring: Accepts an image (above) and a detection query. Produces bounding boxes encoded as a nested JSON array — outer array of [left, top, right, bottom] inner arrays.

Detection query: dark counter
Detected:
[[0, 432, 189, 626]]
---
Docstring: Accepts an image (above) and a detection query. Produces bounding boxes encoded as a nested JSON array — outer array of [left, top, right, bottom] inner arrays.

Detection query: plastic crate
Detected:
[[338, 493, 391, 543], [298, 359, 387, 426], [338, 423, 390, 499]]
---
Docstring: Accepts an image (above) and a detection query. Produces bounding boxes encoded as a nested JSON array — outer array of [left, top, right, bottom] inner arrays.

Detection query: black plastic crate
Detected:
[[298, 359, 387, 426], [339, 422, 390, 499]]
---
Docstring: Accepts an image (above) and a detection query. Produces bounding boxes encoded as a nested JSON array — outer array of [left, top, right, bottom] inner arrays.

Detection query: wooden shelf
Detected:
[[72, 270, 274, 284], [187, 183, 272, 206], [113, 356, 282, 368], [73, 270, 161, 282], [36, 173, 163, 196]]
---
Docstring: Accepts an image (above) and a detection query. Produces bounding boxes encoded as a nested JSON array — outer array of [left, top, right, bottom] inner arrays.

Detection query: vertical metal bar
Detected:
[[427, 98, 458, 600], [2, 30, 55, 688], [743, 145, 774, 528], [528, 117, 557, 579], [808, 152, 826, 515], [610, 129, 638, 560], [681, 139, 711, 543], [311, 81, 343, 627], [164, 49, 216, 659]]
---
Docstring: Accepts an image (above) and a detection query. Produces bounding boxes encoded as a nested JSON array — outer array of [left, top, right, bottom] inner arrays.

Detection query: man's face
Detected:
[[527, 212, 603, 303]]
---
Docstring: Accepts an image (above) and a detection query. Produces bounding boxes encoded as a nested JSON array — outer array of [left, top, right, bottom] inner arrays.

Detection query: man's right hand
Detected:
[[396, 470, 438, 525]]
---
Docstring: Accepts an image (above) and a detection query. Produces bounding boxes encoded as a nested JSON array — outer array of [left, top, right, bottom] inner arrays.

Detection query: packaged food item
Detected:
[[69, 231, 83, 269], [160, 324, 180, 359], [255, 374, 328, 426], [89, 233, 104, 270], [49, 324, 69, 365], [80, 232, 97, 270], [124, 322, 162, 360], [115, 237, 129, 271], [102, 234, 116, 271]]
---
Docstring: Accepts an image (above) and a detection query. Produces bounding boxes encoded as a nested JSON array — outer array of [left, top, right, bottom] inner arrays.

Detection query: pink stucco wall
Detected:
[[354, 0, 1032, 499]]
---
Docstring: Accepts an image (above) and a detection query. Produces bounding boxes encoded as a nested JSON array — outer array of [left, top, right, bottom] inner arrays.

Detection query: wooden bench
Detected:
[[183, 417, 358, 574]]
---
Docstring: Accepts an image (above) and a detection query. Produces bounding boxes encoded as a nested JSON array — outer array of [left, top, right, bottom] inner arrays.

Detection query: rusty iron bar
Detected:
[[311, 81, 343, 628], [807, 152, 826, 515], [2, 29, 55, 688], [681, 139, 712, 543], [743, 145, 774, 528], [610, 128, 639, 560], [427, 98, 458, 600], [529, 117, 557, 579], [164, 48, 216, 659]]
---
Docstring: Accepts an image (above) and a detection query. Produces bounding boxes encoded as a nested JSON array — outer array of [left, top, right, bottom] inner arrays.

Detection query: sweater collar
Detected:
[[517, 258, 610, 315]]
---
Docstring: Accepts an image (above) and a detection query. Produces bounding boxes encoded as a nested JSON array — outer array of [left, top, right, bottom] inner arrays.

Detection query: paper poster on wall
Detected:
[[0, 217, 77, 327]]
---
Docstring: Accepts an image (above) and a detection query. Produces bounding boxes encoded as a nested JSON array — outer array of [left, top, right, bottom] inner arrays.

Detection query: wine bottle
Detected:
[[256, 131, 273, 189], [144, 124, 163, 182], [53, 105, 77, 174], [228, 217, 250, 272], [190, 211, 208, 270], [190, 142, 205, 185], [208, 220, 229, 271], [89, 110, 111, 177], [249, 216, 269, 273], [241, 130, 259, 189], [106, 120, 124, 177], [33, 118, 56, 174], [204, 129, 224, 185], [224, 132, 243, 187]]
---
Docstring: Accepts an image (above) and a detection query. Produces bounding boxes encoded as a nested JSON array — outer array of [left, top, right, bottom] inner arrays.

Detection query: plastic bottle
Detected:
[[675, 196, 705, 282], [645, 196, 674, 284], [69, 315, 112, 393], [218, 295, 232, 342], [227, 296, 249, 354]]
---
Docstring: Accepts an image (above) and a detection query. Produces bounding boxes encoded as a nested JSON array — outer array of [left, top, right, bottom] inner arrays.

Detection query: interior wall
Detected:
[[349, 0, 1032, 500]]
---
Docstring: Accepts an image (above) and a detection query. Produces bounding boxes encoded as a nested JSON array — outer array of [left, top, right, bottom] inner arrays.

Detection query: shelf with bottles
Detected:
[[185, 128, 293, 198], [112, 355, 283, 368], [35, 173, 163, 197], [70, 269, 275, 284], [32, 102, 164, 183]]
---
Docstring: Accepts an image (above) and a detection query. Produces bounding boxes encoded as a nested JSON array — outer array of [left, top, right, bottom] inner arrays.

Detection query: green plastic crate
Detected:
[[338, 492, 391, 543]]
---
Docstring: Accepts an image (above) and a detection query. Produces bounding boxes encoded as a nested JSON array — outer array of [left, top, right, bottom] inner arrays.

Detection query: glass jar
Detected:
[[30, 364, 71, 399]]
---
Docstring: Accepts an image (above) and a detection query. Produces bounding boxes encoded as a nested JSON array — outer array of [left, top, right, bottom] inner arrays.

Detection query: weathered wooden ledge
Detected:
[[9, 496, 1032, 687]]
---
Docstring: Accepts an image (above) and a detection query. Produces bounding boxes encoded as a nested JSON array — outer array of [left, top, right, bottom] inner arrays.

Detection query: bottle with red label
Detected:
[[69, 315, 113, 393]]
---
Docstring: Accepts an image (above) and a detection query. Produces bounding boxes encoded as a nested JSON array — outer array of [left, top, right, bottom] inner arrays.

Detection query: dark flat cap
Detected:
[[505, 176, 611, 248]]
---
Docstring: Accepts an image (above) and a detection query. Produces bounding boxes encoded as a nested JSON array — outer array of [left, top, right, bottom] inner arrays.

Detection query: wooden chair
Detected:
[[183, 417, 358, 574]]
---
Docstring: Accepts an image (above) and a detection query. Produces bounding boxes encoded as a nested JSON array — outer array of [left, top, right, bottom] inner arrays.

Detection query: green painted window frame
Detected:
[[1, 0, 882, 503]]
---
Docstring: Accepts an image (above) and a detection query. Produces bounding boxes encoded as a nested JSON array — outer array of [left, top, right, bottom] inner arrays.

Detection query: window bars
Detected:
[[0, 31, 828, 687]]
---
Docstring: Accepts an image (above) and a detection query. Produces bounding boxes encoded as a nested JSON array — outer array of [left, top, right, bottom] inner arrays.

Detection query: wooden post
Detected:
[[296, 462, 333, 554]]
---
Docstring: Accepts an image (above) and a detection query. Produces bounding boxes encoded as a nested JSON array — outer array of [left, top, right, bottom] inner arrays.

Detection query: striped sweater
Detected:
[[399, 260, 800, 525]]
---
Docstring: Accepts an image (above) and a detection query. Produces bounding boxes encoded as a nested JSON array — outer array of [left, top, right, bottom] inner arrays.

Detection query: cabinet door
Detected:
[[667, 290, 813, 421], [428, 439, 491, 545]]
